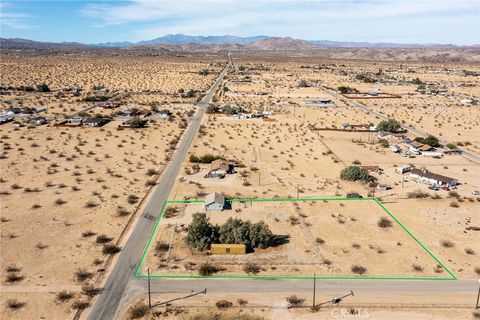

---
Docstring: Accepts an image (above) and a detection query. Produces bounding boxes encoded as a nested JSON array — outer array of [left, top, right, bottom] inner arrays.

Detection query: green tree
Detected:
[[185, 213, 218, 251], [248, 221, 273, 249], [376, 119, 401, 133], [446, 143, 457, 150], [340, 166, 373, 183], [422, 135, 440, 147]]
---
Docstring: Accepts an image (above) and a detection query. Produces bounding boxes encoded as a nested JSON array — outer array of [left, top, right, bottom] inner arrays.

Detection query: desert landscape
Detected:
[[1, 33, 479, 320]]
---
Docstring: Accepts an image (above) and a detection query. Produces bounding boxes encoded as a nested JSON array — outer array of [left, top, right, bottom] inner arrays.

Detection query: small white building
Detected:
[[409, 168, 458, 187], [204, 192, 226, 211]]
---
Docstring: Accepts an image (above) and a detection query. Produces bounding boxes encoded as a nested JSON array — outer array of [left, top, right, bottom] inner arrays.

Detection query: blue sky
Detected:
[[1, 0, 479, 45]]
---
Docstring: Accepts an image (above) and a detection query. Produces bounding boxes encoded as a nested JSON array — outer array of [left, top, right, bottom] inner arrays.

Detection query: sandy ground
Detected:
[[118, 292, 478, 320], [0, 53, 225, 319], [1, 52, 479, 319]]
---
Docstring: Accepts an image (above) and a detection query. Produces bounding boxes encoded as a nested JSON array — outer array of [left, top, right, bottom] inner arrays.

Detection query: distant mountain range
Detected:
[[3, 34, 472, 49], [1, 34, 479, 62]]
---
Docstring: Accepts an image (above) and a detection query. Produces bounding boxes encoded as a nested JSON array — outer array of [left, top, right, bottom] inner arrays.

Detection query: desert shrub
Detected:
[[450, 201, 459, 208], [377, 217, 393, 229], [117, 207, 130, 216], [54, 198, 66, 205], [465, 248, 476, 255], [315, 237, 325, 244], [85, 200, 97, 208], [440, 239, 455, 248], [412, 264, 424, 272], [189, 153, 221, 163], [5, 265, 21, 273], [378, 139, 389, 148], [82, 230, 96, 237], [96, 234, 112, 244], [297, 79, 308, 87], [128, 300, 149, 319], [6, 299, 26, 310], [237, 298, 248, 305], [475, 267, 480, 276], [286, 295, 304, 307], [185, 213, 218, 251], [473, 311, 480, 319], [6, 273, 24, 283], [340, 166, 373, 183], [351, 265, 367, 275], [243, 263, 261, 274], [56, 290, 75, 302], [198, 262, 220, 276], [155, 241, 170, 253], [407, 189, 429, 199], [74, 269, 93, 282], [215, 300, 233, 309], [71, 300, 89, 310], [146, 168, 158, 176], [102, 244, 121, 255], [127, 194, 139, 204], [376, 119, 401, 133], [81, 284, 102, 297]]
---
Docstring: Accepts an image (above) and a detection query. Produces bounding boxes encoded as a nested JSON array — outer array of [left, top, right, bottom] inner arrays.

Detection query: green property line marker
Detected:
[[134, 197, 456, 280]]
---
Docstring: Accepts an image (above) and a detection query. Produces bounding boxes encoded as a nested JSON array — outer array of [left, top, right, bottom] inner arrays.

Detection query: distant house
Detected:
[[304, 99, 335, 106], [83, 118, 110, 127], [409, 168, 458, 187], [34, 116, 47, 125], [208, 159, 235, 178], [210, 243, 246, 254], [204, 192, 225, 211], [157, 110, 172, 119], [5, 107, 22, 116], [66, 116, 83, 126], [0, 115, 13, 124]]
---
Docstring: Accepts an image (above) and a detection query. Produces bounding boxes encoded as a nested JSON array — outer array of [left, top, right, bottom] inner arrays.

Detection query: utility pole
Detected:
[[147, 268, 151, 308], [476, 278, 480, 309], [258, 171, 261, 187], [312, 273, 316, 308], [297, 184, 299, 199]]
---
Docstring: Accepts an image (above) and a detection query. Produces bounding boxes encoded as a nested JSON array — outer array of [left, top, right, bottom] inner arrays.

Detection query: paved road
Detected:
[[131, 278, 477, 295], [86, 63, 230, 320], [320, 86, 480, 164]]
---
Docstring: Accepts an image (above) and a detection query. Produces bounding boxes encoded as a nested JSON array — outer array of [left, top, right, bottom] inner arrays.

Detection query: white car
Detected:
[[473, 190, 480, 196]]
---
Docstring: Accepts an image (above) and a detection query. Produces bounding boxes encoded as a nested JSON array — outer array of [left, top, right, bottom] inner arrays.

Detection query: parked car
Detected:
[[472, 190, 480, 196], [428, 185, 440, 191], [346, 192, 362, 199]]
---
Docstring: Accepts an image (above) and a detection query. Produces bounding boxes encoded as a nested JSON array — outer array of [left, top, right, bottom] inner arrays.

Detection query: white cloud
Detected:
[[81, 0, 480, 44], [0, 2, 36, 29]]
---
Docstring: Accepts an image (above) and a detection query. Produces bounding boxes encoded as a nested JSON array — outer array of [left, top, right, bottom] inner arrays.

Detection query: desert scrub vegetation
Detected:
[[440, 239, 455, 248], [351, 265, 367, 275], [286, 295, 305, 308], [5, 298, 26, 310], [377, 217, 393, 229], [243, 263, 261, 274], [74, 268, 93, 282], [56, 290, 75, 302], [215, 300, 233, 309], [340, 166, 374, 183], [127, 300, 149, 319], [198, 262, 221, 276]]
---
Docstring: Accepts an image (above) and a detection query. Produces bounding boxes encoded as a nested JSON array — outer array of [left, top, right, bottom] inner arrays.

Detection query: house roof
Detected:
[[417, 144, 433, 151], [410, 169, 457, 184], [204, 192, 225, 206]]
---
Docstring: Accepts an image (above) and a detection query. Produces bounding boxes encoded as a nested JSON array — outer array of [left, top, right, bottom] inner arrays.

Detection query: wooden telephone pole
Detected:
[[147, 268, 151, 308]]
